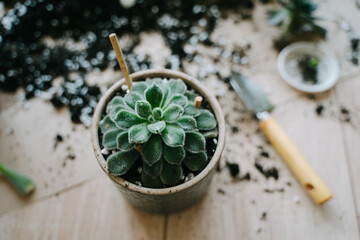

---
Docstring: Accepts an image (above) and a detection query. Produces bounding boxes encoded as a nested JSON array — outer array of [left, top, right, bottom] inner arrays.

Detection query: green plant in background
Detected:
[[268, 0, 327, 50], [0, 162, 35, 195], [100, 78, 217, 188]]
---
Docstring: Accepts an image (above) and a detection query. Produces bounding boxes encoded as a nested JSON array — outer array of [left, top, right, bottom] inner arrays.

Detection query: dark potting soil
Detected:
[[53, 133, 63, 149], [217, 188, 226, 195], [98, 79, 219, 188], [254, 161, 279, 180], [0, 0, 255, 126], [350, 35, 360, 65], [298, 55, 319, 84], [226, 161, 240, 177], [231, 126, 239, 133], [340, 106, 351, 122], [315, 104, 324, 116], [260, 150, 270, 158]]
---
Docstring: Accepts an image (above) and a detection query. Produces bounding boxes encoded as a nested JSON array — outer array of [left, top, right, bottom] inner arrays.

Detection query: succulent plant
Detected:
[[100, 78, 218, 188]]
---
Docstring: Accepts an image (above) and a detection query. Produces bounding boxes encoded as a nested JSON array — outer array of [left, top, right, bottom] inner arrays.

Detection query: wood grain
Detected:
[[0, 177, 165, 240], [0, 98, 101, 215], [335, 76, 360, 228]]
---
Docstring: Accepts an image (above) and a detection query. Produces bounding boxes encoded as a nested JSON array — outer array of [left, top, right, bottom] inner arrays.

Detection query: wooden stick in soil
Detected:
[[194, 96, 203, 109], [109, 33, 133, 91]]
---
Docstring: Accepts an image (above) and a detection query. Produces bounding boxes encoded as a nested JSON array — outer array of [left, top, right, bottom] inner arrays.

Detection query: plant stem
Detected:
[[0, 162, 35, 196]]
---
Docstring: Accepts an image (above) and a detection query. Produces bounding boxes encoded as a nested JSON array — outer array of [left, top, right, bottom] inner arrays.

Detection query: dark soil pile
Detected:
[[0, 0, 254, 126]]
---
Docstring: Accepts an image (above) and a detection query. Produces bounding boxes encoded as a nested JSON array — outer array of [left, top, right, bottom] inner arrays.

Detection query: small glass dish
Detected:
[[277, 42, 339, 93]]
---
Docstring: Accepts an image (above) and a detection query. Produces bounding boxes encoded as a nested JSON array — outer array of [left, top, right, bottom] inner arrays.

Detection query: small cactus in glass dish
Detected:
[[99, 78, 218, 188]]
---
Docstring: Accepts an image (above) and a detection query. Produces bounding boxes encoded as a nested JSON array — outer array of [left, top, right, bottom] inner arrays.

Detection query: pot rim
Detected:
[[91, 69, 225, 195]]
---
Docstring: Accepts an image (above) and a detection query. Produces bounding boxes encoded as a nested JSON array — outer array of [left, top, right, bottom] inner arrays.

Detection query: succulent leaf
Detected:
[[109, 105, 132, 120], [184, 104, 201, 117], [169, 79, 187, 94], [135, 100, 152, 119], [128, 122, 152, 144], [103, 129, 122, 149], [145, 83, 163, 109], [183, 151, 208, 172], [202, 129, 218, 139], [141, 171, 163, 188], [115, 110, 145, 129], [100, 115, 117, 133], [162, 104, 184, 122], [142, 134, 162, 166], [107, 149, 139, 176], [196, 110, 217, 131], [168, 94, 188, 108], [184, 131, 206, 153], [152, 107, 163, 119], [106, 96, 126, 113], [161, 124, 185, 147], [125, 92, 143, 109], [185, 90, 197, 102], [163, 144, 185, 165], [132, 82, 148, 95], [176, 116, 197, 131], [148, 121, 166, 134], [148, 115, 156, 122], [143, 158, 162, 176], [160, 161, 183, 186], [117, 131, 134, 152]]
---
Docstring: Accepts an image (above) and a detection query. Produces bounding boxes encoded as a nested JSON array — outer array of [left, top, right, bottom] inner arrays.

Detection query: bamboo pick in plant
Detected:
[[0, 162, 35, 196], [194, 96, 203, 109], [109, 33, 133, 91]]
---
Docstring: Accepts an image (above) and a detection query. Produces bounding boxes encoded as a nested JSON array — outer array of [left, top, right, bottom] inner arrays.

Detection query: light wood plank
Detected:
[[335, 76, 360, 228], [0, 176, 165, 240], [166, 92, 359, 240], [0, 97, 101, 215]]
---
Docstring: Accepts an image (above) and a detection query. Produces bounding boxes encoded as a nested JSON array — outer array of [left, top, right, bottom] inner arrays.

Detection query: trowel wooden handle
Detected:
[[259, 116, 332, 205]]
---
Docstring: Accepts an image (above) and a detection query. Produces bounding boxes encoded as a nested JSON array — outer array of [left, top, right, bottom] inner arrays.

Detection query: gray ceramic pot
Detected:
[[91, 69, 225, 214]]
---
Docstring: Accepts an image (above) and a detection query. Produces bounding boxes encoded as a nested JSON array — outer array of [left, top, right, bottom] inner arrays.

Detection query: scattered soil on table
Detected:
[[350, 35, 360, 65], [54, 134, 64, 149], [254, 161, 279, 180], [217, 188, 226, 195], [340, 106, 351, 122], [231, 126, 239, 133], [315, 104, 324, 116], [264, 188, 284, 193], [260, 151, 270, 158], [260, 212, 267, 221], [0, 0, 257, 126], [226, 161, 240, 177]]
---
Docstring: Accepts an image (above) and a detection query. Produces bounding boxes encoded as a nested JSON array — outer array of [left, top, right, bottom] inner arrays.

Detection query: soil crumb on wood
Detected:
[[226, 161, 240, 177], [254, 162, 279, 180], [315, 104, 324, 116], [217, 188, 226, 195], [54, 134, 64, 149], [340, 106, 351, 122], [260, 212, 267, 221]]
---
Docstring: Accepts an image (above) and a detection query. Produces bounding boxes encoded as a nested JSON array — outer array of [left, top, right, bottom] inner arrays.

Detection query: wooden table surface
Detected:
[[1, 0, 360, 239]]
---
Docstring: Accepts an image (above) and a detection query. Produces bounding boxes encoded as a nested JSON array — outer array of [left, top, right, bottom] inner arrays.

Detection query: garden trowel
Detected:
[[229, 72, 332, 205]]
